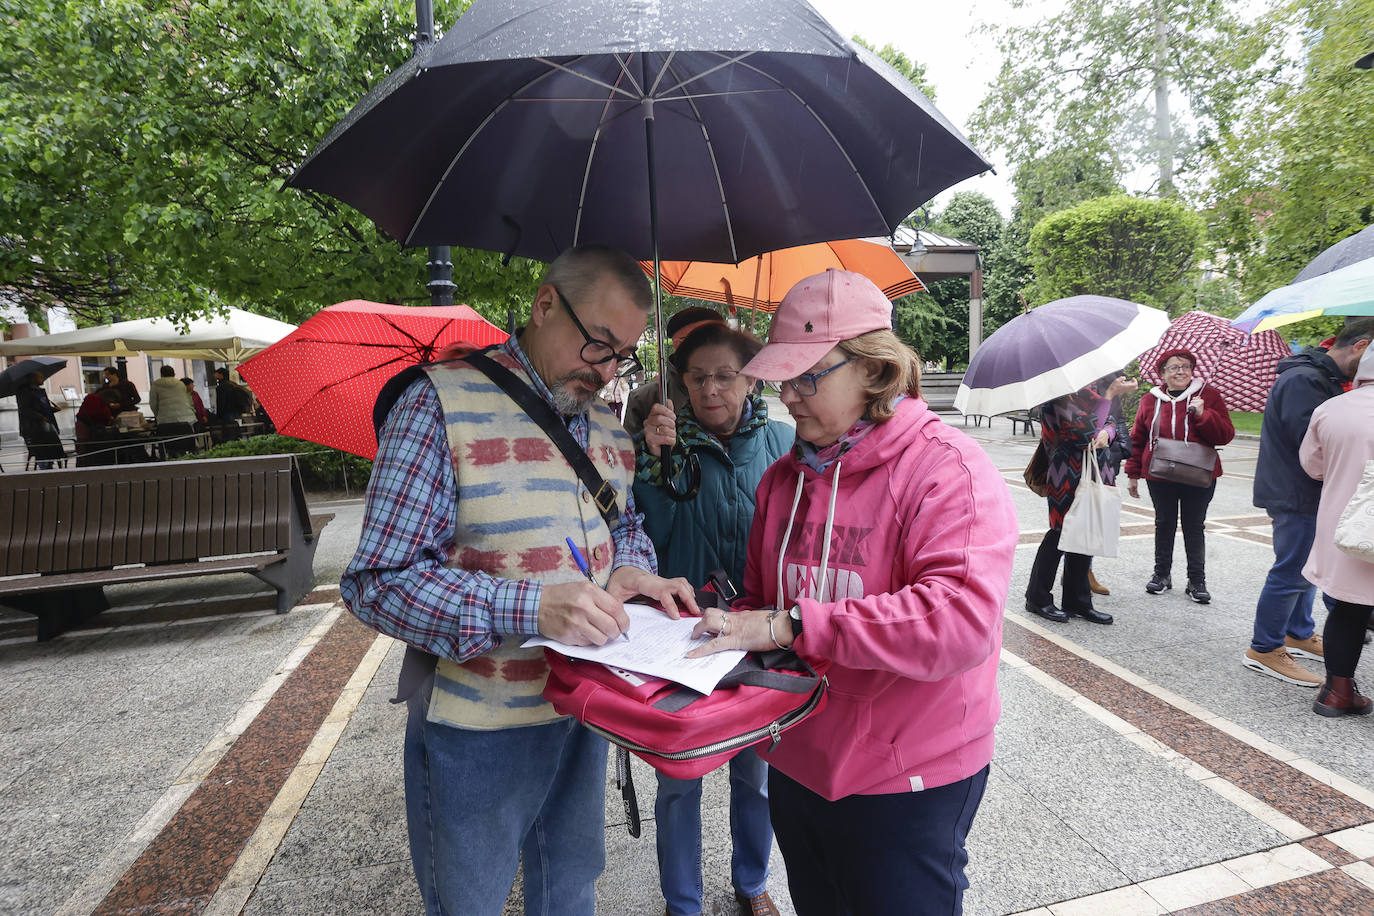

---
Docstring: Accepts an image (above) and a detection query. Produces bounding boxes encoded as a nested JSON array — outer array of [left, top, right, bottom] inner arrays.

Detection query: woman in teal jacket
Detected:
[[635, 323, 793, 916]]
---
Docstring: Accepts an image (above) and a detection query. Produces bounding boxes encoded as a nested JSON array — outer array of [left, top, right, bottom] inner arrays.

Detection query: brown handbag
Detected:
[[1024, 441, 1049, 497], [1148, 437, 1217, 488]]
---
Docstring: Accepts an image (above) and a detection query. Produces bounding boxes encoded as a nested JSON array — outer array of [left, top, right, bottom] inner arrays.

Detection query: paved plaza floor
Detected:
[[3, 414, 1374, 916]]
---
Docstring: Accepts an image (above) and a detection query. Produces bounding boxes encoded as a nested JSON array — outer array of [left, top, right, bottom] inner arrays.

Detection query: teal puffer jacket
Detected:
[[633, 394, 794, 590]]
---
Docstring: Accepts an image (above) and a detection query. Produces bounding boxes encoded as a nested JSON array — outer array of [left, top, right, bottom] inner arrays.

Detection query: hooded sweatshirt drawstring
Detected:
[[776, 461, 843, 604]]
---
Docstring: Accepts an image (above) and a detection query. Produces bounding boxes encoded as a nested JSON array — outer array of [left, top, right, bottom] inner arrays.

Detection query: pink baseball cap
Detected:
[[741, 268, 893, 380]]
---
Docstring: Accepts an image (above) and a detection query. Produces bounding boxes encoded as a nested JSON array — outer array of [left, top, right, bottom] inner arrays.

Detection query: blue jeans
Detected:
[[1251, 510, 1327, 652], [405, 678, 608, 916], [768, 765, 989, 916], [655, 748, 771, 916]]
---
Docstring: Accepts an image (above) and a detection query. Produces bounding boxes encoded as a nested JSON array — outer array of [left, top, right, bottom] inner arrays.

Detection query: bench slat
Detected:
[[0, 554, 286, 597]]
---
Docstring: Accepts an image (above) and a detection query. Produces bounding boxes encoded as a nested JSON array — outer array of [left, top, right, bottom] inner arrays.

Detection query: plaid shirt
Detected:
[[341, 336, 657, 663]]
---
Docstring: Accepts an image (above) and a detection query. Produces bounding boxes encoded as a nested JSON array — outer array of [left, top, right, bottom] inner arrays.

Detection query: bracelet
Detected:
[[767, 608, 787, 650]]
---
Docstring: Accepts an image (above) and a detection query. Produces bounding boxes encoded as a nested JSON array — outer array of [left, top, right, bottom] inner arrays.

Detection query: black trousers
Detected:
[[768, 766, 989, 916], [1146, 477, 1216, 583], [1323, 600, 1374, 679], [1026, 528, 1094, 612]]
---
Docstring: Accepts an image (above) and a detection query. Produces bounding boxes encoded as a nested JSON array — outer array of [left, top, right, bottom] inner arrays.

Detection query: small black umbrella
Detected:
[[288, 0, 991, 498], [0, 356, 68, 399], [1293, 224, 1374, 283]]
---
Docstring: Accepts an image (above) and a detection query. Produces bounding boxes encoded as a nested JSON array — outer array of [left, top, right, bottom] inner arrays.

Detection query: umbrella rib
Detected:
[[406, 61, 580, 244], [574, 61, 637, 249], [534, 55, 642, 100], [728, 56, 890, 230], [661, 54, 738, 263], [653, 51, 760, 98]]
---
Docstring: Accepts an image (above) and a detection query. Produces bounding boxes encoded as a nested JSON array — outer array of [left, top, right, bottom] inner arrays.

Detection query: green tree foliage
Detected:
[[852, 37, 937, 100], [982, 149, 1124, 335], [1203, 0, 1374, 301], [0, 0, 542, 327], [1027, 195, 1203, 312], [899, 192, 1005, 369], [973, 0, 1253, 198]]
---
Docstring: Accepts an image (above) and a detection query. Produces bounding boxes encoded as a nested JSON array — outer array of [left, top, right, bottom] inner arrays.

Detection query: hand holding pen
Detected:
[[531, 538, 631, 646]]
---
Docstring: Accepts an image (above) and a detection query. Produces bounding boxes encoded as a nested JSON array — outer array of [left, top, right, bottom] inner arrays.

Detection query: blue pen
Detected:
[[565, 537, 629, 640]]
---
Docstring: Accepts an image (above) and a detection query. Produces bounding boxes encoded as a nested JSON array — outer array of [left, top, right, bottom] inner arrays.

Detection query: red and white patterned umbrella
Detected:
[[238, 300, 507, 459], [1138, 310, 1291, 412]]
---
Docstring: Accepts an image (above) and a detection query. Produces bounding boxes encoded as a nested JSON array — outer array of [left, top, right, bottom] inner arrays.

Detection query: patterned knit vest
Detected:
[[423, 355, 637, 729]]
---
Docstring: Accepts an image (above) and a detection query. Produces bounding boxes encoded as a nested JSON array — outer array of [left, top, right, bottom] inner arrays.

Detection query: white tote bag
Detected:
[[1060, 448, 1123, 558], [1334, 460, 1374, 564]]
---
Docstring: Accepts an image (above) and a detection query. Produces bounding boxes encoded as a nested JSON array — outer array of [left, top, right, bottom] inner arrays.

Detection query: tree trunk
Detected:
[[1153, 4, 1175, 196]]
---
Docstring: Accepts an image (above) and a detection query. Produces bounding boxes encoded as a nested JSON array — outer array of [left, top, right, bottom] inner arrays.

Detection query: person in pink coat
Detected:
[[1300, 344, 1374, 717], [685, 269, 1018, 916]]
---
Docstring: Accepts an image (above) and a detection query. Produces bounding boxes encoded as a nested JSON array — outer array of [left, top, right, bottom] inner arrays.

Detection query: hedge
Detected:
[[176, 434, 373, 491]]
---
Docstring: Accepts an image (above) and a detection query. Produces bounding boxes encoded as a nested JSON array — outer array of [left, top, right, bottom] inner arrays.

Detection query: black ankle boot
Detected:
[[1145, 573, 1171, 594], [1185, 581, 1211, 604]]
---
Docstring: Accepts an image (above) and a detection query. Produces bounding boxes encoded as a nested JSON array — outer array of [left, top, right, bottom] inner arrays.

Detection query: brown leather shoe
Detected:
[[736, 890, 781, 916], [1313, 676, 1374, 717], [1088, 569, 1110, 595]]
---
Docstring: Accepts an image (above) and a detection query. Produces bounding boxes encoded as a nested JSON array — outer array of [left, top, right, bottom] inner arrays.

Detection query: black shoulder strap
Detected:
[[463, 350, 622, 529]]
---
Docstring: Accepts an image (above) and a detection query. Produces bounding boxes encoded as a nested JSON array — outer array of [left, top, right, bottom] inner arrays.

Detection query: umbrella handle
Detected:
[[659, 443, 701, 501]]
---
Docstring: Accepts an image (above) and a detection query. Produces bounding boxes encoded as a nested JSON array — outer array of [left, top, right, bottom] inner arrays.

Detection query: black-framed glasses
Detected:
[[683, 369, 743, 391], [553, 286, 644, 378], [781, 357, 854, 397]]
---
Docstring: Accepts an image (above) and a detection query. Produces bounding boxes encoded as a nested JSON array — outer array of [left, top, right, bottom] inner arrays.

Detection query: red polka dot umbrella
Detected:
[[238, 301, 507, 459], [1137, 310, 1291, 413]]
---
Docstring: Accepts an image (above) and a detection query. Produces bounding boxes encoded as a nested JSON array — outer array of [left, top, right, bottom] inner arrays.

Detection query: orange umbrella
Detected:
[[646, 238, 924, 314]]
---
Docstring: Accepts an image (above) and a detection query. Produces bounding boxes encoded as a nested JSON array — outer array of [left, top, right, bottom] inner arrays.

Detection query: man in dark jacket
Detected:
[[1244, 318, 1374, 686]]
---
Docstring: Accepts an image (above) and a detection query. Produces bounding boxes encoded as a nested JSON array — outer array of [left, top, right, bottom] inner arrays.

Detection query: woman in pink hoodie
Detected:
[[1300, 344, 1374, 717], [686, 269, 1018, 915]]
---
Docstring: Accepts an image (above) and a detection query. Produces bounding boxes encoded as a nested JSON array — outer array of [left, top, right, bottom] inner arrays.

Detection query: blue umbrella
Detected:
[[955, 297, 1169, 417], [1231, 256, 1374, 333]]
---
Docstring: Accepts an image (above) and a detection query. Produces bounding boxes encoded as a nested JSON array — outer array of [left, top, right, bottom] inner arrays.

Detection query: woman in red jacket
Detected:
[[1125, 348, 1235, 603]]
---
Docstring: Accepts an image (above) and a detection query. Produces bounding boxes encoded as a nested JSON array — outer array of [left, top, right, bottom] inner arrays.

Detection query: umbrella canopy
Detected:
[[0, 356, 68, 399], [1137, 311, 1290, 412], [1293, 224, 1374, 283], [1231, 256, 1374, 333], [648, 238, 923, 313], [236, 301, 508, 459], [0, 308, 296, 362], [286, 0, 991, 264], [954, 296, 1170, 417]]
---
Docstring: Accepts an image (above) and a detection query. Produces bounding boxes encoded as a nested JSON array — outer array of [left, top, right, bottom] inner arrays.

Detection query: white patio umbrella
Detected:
[[0, 308, 296, 363]]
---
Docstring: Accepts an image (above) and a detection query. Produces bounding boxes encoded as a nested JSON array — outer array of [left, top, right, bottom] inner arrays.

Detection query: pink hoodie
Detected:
[[742, 397, 1018, 799]]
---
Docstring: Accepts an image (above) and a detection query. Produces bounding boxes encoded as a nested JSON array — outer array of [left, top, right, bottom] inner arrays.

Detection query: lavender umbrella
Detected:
[[954, 296, 1169, 418]]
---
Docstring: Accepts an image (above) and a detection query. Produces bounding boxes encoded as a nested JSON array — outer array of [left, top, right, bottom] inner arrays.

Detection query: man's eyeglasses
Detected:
[[683, 369, 743, 391], [1162, 363, 1193, 373], [553, 286, 643, 379], [781, 357, 854, 397]]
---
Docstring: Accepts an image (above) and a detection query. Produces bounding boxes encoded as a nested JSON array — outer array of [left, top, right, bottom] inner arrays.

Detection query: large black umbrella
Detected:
[[0, 356, 67, 399], [288, 0, 990, 497]]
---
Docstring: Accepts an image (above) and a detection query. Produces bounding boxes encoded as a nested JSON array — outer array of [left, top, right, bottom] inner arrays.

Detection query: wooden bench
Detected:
[[0, 454, 334, 640], [921, 371, 991, 426]]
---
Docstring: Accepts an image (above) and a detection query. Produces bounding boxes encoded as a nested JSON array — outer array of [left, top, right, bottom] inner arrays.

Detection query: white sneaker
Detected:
[[1243, 648, 1321, 687]]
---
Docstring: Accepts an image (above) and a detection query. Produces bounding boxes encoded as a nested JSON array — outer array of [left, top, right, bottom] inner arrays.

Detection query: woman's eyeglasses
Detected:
[[683, 369, 743, 391], [553, 286, 644, 378], [1162, 363, 1193, 373], [781, 357, 854, 397]]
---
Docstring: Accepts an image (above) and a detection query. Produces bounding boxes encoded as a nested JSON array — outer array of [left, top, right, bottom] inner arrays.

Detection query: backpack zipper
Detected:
[[580, 675, 827, 761]]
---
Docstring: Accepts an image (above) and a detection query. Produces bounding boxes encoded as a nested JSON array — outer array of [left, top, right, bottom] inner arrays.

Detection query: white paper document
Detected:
[[524, 602, 745, 695]]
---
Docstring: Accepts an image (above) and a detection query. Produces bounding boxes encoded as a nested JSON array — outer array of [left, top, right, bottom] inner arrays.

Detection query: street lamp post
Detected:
[[415, 1, 456, 307]]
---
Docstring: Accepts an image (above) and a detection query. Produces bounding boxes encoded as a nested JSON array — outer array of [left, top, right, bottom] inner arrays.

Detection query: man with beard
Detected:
[[342, 244, 698, 916]]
